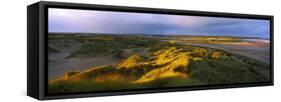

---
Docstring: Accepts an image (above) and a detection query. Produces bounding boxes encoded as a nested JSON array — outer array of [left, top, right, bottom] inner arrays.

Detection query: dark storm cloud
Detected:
[[49, 8, 270, 38]]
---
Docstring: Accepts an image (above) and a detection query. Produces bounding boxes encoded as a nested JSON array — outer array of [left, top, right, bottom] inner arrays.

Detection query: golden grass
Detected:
[[135, 47, 189, 83], [211, 51, 228, 59], [117, 54, 144, 69], [191, 47, 208, 57], [94, 73, 125, 82], [48, 43, 270, 94], [152, 47, 183, 65]]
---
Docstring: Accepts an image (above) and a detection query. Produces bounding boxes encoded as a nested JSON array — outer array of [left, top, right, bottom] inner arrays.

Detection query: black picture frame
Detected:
[[27, 1, 274, 100]]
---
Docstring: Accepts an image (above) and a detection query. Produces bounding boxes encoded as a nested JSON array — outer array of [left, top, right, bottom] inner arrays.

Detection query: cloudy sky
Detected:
[[49, 8, 270, 38]]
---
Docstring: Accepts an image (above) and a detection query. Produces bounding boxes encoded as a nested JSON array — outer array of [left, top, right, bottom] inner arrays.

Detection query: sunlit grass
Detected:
[[48, 34, 270, 94], [117, 54, 145, 69]]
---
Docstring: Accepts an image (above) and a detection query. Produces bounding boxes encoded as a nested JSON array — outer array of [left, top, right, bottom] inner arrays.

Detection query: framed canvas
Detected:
[[27, 1, 274, 100]]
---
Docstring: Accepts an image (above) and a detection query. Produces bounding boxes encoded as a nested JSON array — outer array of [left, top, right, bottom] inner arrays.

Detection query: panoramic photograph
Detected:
[[48, 8, 270, 94]]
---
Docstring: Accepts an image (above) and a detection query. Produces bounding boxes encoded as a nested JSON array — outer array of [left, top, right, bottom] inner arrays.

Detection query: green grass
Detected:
[[49, 79, 135, 93], [188, 55, 269, 84], [48, 47, 59, 53], [48, 77, 204, 94], [48, 34, 270, 94], [170, 36, 243, 43], [58, 35, 159, 58]]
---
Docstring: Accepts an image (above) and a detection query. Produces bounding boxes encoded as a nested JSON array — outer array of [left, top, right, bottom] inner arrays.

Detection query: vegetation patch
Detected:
[[48, 34, 270, 94]]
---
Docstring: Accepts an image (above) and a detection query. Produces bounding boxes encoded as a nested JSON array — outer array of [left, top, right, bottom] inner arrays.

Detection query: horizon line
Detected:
[[48, 32, 269, 39]]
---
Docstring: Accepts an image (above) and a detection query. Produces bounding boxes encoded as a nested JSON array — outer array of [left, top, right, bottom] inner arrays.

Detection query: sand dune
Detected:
[[173, 40, 270, 64]]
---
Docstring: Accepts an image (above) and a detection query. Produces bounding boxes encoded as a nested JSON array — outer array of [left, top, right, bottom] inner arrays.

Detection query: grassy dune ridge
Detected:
[[48, 34, 270, 94]]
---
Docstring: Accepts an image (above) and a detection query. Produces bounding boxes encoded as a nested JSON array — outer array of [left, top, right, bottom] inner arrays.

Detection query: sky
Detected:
[[48, 8, 270, 38]]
